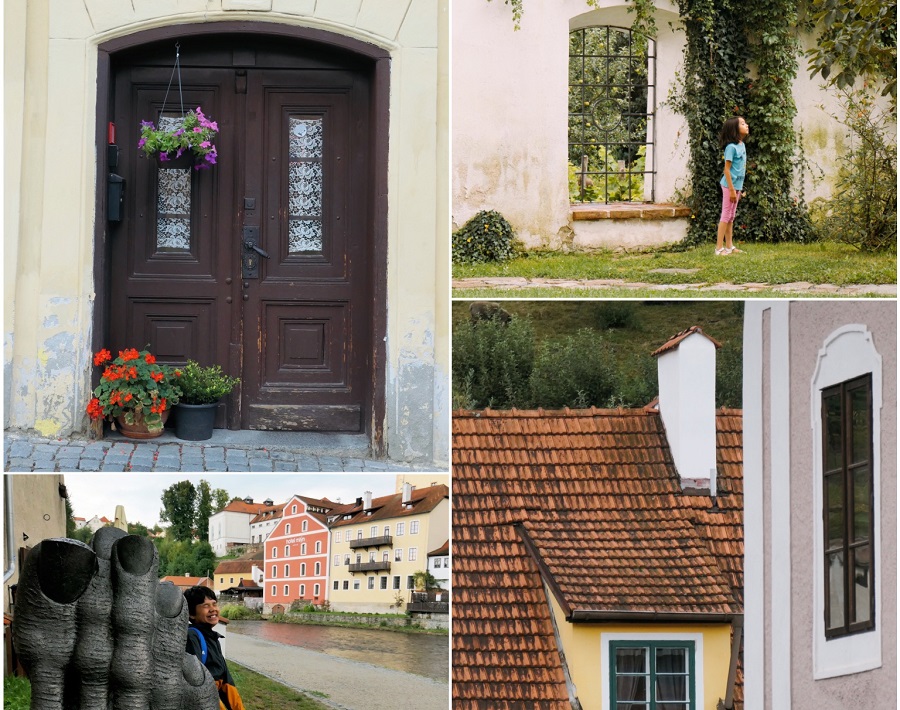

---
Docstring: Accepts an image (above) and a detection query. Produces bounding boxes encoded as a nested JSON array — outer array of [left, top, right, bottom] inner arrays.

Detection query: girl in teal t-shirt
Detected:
[[715, 116, 750, 255]]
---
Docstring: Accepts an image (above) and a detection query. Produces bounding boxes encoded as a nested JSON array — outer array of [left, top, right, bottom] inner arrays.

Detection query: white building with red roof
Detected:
[[208, 497, 282, 556]]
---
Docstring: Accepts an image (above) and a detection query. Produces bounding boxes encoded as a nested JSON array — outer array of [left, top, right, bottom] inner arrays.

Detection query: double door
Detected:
[[109, 41, 371, 431]]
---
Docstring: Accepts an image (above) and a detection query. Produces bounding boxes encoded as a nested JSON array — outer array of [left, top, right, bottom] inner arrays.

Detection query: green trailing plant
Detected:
[[452, 210, 519, 264], [218, 604, 262, 620], [177, 360, 240, 405], [809, 88, 897, 252]]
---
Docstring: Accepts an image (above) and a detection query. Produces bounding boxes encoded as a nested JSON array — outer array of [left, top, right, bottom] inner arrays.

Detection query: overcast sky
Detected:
[[64, 473, 446, 529]]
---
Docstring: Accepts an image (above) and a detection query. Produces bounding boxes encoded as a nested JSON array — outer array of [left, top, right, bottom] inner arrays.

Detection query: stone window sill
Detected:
[[571, 203, 691, 220]]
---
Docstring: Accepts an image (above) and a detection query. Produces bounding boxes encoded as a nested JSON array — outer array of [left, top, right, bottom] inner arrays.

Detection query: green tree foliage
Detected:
[[157, 538, 216, 578], [196, 480, 214, 541], [64, 491, 76, 538], [127, 522, 150, 537], [71, 526, 94, 544], [452, 317, 535, 409], [530, 330, 618, 408], [160, 481, 197, 542], [412, 570, 442, 590], [805, 0, 897, 101], [213, 489, 231, 513], [810, 88, 897, 251]]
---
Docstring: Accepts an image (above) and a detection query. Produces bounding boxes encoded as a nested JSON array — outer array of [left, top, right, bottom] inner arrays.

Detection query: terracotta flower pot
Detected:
[[115, 409, 170, 439]]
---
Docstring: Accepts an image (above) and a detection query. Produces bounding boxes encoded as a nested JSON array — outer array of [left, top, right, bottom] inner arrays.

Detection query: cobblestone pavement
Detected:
[[4, 431, 436, 473], [452, 277, 897, 296]]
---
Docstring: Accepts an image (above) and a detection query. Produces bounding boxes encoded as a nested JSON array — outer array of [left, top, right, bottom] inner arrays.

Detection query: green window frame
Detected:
[[822, 373, 875, 639], [609, 640, 695, 710]]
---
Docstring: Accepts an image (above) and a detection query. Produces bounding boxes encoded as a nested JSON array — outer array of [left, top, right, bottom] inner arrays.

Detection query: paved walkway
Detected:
[[453, 277, 897, 296], [225, 633, 448, 710], [3, 430, 437, 472]]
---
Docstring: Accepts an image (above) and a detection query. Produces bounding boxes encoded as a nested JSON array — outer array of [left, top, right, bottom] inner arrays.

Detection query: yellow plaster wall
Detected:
[[547, 591, 734, 710], [4, 0, 449, 464]]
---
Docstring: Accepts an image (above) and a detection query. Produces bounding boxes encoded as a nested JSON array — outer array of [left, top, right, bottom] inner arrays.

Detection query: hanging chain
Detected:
[[160, 42, 185, 119]]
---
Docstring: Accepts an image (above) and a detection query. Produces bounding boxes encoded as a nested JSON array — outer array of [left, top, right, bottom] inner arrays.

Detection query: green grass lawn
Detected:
[[453, 242, 897, 287]]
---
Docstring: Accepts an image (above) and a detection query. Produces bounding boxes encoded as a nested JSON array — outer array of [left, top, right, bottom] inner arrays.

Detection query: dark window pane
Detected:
[[657, 705, 690, 710], [851, 545, 871, 624], [616, 704, 648, 710], [850, 386, 870, 464], [823, 392, 842, 472], [616, 647, 647, 674], [852, 466, 870, 542], [656, 674, 687, 701], [655, 647, 687, 674], [827, 551, 845, 630], [616, 675, 647, 701], [825, 474, 844, 549]]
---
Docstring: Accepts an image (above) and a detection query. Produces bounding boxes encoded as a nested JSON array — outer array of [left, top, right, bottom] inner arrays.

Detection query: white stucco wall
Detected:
[[452, 0, 891, 248], [3, 0, 449, 465], [208, 510, 253, 556]]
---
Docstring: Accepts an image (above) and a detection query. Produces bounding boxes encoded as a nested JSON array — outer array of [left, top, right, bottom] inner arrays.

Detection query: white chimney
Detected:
[[651, 326, 719, 495], [363, 490, 372, 510], [402, 482, 413, 505]]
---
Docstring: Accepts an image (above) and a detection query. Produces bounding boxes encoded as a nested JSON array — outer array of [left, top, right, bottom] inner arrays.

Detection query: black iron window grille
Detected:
[[569, 26, 656, 203]]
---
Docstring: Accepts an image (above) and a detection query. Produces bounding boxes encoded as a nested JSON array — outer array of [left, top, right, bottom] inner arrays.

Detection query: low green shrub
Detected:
[[177, 360, 240, 405], [529, 329, 618, 409], [452, 210, 518, 264], [218, 604, 262, 620], [452, 316, 535, 409], [4, 675, 31, 710], [595, 302, 639, 330]]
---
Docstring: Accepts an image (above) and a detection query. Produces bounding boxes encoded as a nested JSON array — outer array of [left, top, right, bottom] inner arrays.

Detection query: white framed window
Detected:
[[284, 544, 289, 557], [380, 576, 388, 590], [383, 551, 390, 562], [286, 524, 291, 535], [811, 324, 883, 678], [408, 547, 418, 562], [271, 565, 277, 578], [301, 543, 307, 555], [271, 584, 276, 596], [315, 541, 321, 554], [342, 580, 349, 590], [384, 525, 390, 537], [343, 554, 350, 565], [357, 529, 363, 540], [302, 520, 308, 532], [335, 530, 342, 543], [292, 504, 297, 514], [392, 576, 401, 590], [406, 575, 414, 590], [300, 584, 306, 596], [353, 580, 360, 590], [395, 548, 403, 562], [355, 554, 362, 564], [370, 525, 378, 537], [410, 520, 420, 535], [601, 632, 704, 710], [396, 522, 405, 536], [272, 548, 278, 559], [333, 554, 341, 567], [369, 551, 376, 562], [333, 580, 339, 590], [314, 562, 321, 576], [314, 584, 320, 598], [368, 577, 375, 590], [284, 564, 289, 577], [300, 563, 306, 576], [284, 584, 289, 596]]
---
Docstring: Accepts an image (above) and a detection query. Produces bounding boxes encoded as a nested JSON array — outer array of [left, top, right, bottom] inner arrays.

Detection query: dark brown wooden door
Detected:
[[109, 39, 371, 432]]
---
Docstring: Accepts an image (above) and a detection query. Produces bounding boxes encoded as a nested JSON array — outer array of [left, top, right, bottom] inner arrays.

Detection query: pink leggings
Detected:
[[719, 185, 742, 223]]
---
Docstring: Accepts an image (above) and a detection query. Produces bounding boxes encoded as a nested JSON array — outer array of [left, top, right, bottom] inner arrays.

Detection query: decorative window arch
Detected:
[[569, 26, 656, 203]]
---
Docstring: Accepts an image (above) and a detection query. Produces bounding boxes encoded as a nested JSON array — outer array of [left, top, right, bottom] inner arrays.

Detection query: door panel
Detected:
[[109, 42, 371, 432]]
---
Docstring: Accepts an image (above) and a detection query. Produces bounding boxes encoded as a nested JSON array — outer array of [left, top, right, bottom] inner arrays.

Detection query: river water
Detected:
[[225, 620, 449, 682]]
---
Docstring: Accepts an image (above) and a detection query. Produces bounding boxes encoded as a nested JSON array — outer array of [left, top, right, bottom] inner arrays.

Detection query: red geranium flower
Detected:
[[93, 349, 112, 366], [144, 353, 156, 364]]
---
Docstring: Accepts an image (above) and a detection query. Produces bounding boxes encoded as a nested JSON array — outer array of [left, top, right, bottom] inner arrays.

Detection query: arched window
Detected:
[[569, 26, 655, 203]]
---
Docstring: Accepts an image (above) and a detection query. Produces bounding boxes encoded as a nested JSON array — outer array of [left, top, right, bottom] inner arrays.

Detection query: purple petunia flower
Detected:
[[193, 127, 203, 133], [159, 152, 170, 161], [174, 129, 184, 137], [138, 137, 146, 148], [140, 120, 155, 128], [200, 141, 211, 148]]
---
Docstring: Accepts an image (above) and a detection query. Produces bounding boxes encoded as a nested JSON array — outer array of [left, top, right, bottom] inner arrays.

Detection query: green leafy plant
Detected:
[[452, 210, 520, 264], [138, 107, 219, 169], [809, 89, 897, 251], [4, 675, 31, 710], [87, 348, 182, 432], [176, 360, 240, 405], [218, 604, 262, 620]]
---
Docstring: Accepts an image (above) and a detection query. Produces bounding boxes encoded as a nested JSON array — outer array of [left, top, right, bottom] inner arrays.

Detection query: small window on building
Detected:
[[335, 530, 342, 543], [284, 544, 289, 557], [368, 577, 375, 590], [395, 548, 403, 562], [406, 576, 415, 590], [410, 520, 419, 535], [292, 504, 297, 514], [569, 26, 656, 203], [343, 580, 349, 590], [301, 543, 307, 555], [271, 566, 277, 578], [392, 576, 401, 590], [609, 641, 695, 709], [271, 584, 276, 596], [369, 551, 376, 562], [315, 541, 321, 554], [284, 584, 289, 596], [344, 554, 350, 565], [302, 520, 308, 532], [300, 584, 306, 597], [286, 524, 291, 535], [355, 554, 362, 564], [230, 577, 234, 583], [822, 374, 875, 638], [334, 554, 341, 567], [314, 584, 320, 598], [300, 563, 306, 576], [272, 548, 278, 559], [384, 525, 390, 537], [333, 580, 339, 590], [353, 580, 360, 590], [408, 548, 418, 562], [396, 522, 405, 536], [380, 576, 388, 590], [383, 551, 389, 562], [315, 562, 321, 576], [357, 529, 363, 540], [370, 525, 378, 537]]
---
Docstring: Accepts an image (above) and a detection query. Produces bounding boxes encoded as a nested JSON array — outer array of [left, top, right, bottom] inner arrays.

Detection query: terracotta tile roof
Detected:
[[650, 325, 723, 357], [160, 575, 212, 589], [329, 483, 448, 528], [221, 500, 282, 516], [453, 407, 743, 709], [250, 508, 283, 525], [214, 559, 253, 575], [427, 540, 450, 557]]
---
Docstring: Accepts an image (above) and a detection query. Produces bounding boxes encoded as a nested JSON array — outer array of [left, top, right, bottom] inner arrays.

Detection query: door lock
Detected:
[[241, 225, 268, 278], [244, 240, 270, 259]]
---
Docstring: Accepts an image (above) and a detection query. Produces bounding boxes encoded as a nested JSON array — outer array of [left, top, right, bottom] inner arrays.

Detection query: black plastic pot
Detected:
[[174, 402, 217, 441]]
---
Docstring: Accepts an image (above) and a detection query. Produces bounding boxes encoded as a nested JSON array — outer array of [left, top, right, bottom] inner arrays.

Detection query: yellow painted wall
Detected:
[[547, 590, 734, 710], [3, 0, 449, 464]]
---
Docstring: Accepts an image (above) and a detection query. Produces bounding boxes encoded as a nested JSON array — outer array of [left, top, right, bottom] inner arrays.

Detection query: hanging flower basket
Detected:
[[138, 107, 219, 170]]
